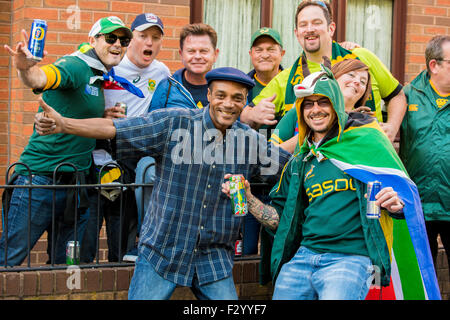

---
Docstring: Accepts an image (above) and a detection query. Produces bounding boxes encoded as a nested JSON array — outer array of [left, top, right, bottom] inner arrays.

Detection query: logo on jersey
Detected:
[[133, 76, 141, 84], [85, 84, 99, 96], [436, 98, 448, 109], [408, 104, 418, 112], [148, 79, 156, 92], [304, 165, 315, 182]]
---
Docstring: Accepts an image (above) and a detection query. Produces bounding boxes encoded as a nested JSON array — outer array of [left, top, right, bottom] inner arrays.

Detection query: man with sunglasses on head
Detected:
[[0, 16, 137, 266]]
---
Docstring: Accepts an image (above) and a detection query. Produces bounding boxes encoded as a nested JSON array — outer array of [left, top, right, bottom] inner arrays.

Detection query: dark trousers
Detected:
[[80, 190, 137, 262], [425, 220, 450, 275]]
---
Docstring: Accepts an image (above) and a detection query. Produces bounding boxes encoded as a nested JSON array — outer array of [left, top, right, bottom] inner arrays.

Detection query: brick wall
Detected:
[[0, 259, 274, 300], [4, 0, 188, 171], [0, 255, 448, 300], [405, 0, 450, 83]]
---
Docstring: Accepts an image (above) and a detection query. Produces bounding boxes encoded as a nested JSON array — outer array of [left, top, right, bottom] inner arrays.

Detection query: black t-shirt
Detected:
[[182, 74, 209, 108]]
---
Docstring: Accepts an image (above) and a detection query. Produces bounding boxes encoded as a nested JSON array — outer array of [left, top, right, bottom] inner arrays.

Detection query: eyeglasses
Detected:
[[303, 97, 331, 109], [437, 59, 450, 63], [95, 33, 131, 47]]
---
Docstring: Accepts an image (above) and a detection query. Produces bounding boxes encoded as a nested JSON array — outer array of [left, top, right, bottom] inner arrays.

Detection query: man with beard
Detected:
[[240, 0, 406, 143]]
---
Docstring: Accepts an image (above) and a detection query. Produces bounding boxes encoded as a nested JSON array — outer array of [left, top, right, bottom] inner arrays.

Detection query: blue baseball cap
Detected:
[[206, 67, 255, 90], [131, 13, 164, 34]]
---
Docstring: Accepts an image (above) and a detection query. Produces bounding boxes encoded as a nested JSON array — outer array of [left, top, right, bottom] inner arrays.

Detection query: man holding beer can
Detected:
[[33, 67, 292, 299], [0, 16, 142, 266], [222, 69, 406, 300]]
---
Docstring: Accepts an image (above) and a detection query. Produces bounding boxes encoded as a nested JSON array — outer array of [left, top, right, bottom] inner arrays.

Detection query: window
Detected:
[[203, 0, 261, 71], [345, 0, 393, 69], [271, 0, 302, 67]]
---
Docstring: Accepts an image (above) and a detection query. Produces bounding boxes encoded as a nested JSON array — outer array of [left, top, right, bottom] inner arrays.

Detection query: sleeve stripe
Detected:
[[40, 64, 61, 91], [383, 83, 403, 102]]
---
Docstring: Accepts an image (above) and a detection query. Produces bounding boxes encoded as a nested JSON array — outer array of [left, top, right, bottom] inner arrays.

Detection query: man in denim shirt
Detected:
[[34, 67, 291, 300]]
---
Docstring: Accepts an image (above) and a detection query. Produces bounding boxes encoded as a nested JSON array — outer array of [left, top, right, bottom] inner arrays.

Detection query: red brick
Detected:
[[54, 270, 70, 294], [22, 272, 38, 296], [4, 272, 20, 296], [435, 17, 450, 27], [23, 8, 59, 21], [78, 0, 110, 11], [44, 0, 75, 8], [436, 0, 450, 5], [116, 268, 131, 291], [424, 7, 447, 16], [111, 1, 144, 14], [85, 269, 101, 292], [425, 26, 447, 35], [242, 261, 258, 283], [101, 269, 115, 291]]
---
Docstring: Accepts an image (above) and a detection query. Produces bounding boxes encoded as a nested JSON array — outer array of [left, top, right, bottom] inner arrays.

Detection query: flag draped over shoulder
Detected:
[[303, 117, 441, 300]]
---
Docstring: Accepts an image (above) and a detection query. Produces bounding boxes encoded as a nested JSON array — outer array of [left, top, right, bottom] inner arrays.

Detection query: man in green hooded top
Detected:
[[222, 67, 406, 300]]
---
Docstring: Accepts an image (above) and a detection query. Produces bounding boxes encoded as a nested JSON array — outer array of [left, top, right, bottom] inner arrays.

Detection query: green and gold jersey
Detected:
[[301, 156, 369, 257], [430, 79, 449, 109], [18, 55, 105, 175], [254, 44, 400, 123]]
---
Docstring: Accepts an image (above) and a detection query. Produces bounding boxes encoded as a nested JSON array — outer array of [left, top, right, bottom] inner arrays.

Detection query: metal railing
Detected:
[[0, 161, 264, 272]]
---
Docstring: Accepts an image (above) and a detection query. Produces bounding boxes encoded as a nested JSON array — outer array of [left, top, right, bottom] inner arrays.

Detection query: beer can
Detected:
[[66, 241, 80, 265], [229, 175, 248, 217], [234, 239, 242, 256], [115, 102, 127, 115], [366, 181, 381, 219], [28, 19, 47, 62]]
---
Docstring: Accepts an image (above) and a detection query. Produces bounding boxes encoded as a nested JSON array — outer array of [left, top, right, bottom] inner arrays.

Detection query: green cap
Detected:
[[88, 16, 132, 39], [250, 27, 283, 48]]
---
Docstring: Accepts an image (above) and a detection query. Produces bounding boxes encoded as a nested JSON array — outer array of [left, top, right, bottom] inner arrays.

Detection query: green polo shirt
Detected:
[[17, 56, 105, 175], [301, 156, 369, 257]]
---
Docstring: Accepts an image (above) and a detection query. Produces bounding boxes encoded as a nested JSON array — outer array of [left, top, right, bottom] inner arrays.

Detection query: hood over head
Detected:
[[294, 65, 347, 147]]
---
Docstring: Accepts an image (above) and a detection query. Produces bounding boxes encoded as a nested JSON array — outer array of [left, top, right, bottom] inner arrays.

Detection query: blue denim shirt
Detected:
[[113, 107, 291, 286]]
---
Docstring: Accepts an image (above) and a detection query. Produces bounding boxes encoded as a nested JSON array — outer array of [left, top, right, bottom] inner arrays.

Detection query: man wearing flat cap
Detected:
[[34, 67, 292, 300]]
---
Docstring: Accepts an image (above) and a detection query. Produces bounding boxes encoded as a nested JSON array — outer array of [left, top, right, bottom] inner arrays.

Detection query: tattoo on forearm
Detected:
[[247, 196, 279, 230]]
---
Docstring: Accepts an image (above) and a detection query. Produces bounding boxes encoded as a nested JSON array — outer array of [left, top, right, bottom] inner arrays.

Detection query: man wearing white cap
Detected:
[[1, 16, 137, 266], [81, 13, 170, 263]]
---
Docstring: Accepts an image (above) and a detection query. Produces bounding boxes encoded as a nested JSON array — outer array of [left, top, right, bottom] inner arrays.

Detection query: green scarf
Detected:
[[285, 41, 376, 112]]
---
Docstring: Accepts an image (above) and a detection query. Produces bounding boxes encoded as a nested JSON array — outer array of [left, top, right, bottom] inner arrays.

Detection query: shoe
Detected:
[[123, 247, 138, 262]]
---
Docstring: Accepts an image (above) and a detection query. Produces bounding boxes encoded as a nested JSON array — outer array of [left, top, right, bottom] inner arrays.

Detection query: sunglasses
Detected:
[[303, 98, 331, 109], [96, 33, 131, 47]]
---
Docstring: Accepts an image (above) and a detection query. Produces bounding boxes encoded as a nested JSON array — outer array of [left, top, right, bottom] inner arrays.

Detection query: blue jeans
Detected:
[[273, 246, 374, 300], [134, 156, 155, 234], [128, 255, 238, 300], [0, 174, 87, 266]]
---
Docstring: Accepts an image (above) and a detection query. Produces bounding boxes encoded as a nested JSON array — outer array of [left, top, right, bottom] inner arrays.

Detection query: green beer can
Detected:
[[66, 241, 80, 265], [229, 175, 248, 217]]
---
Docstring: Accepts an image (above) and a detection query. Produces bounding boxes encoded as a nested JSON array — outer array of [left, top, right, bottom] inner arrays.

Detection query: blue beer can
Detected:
[[367, 181, 381, 219], [28, 19, 47, 61]]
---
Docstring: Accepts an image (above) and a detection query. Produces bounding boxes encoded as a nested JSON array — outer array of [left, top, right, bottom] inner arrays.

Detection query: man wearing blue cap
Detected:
[[81, 13, 171, 264], [34, 67, 292, 300]]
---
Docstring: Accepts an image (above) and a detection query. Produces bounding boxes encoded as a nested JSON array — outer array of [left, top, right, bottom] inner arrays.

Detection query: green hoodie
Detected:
[[400, 70, 449, 222], [260, 68, 395, 286]]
